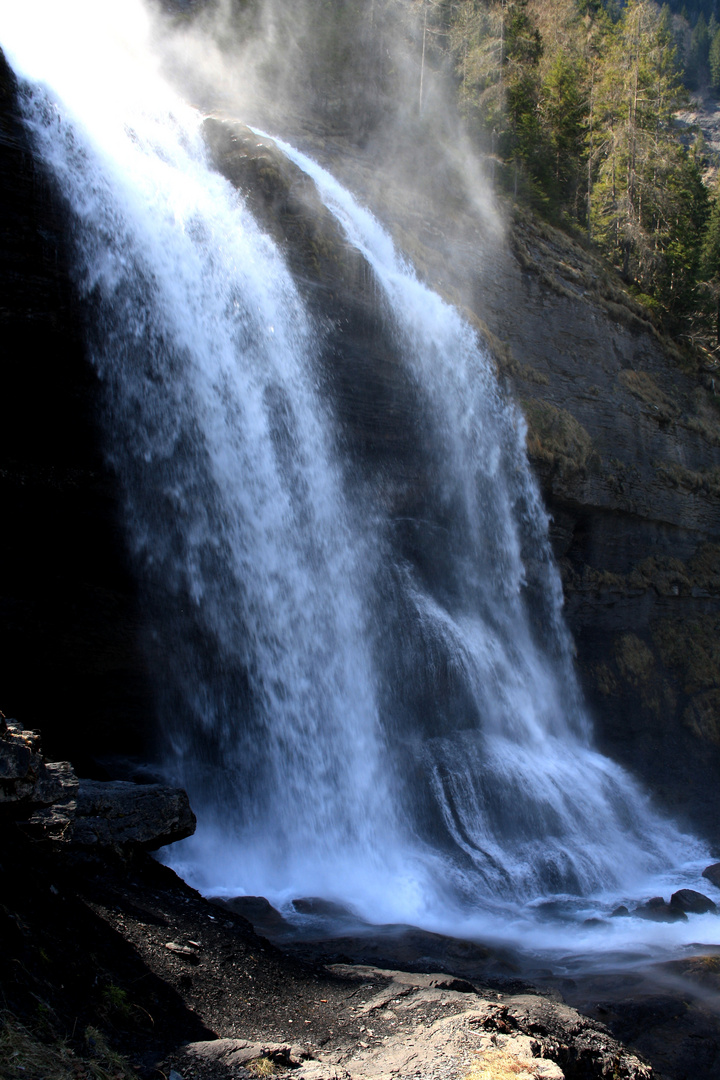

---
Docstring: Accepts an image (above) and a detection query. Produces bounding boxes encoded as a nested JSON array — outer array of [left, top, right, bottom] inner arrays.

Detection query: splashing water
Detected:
[[2, 0, 712, 955]]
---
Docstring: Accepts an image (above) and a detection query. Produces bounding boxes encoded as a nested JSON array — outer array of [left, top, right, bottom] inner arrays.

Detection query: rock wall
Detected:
[[0, 54, 155, 769], [477, 217, 720, 841]]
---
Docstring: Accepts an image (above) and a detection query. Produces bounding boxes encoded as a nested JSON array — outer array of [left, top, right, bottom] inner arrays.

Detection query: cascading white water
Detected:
[[265, 141, 706, 909], [2, 0, 712, 950]]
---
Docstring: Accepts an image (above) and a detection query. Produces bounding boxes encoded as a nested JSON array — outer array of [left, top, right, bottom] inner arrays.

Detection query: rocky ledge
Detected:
[[0, 718, 195, 849]]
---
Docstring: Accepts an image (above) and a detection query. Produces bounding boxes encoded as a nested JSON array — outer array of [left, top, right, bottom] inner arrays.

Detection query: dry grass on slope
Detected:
[[0, 1012, 139, 1080], [464, 1047, 547, 1079]]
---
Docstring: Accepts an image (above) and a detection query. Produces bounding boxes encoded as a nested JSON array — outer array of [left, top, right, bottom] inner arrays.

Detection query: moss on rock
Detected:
[[521, 398, 594, 476], [618, 370, 679, 424], [653, 614, 720, 697]]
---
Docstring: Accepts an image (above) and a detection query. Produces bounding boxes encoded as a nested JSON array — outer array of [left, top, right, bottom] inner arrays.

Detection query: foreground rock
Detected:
[[0, 718, 76, 809], [1, 718, 195, 850], [6, 816, 720, 1080], [168, 965, 651, 1080]]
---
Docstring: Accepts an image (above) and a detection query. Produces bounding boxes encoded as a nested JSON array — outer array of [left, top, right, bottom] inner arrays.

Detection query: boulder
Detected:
[[635, 897, 688, 923], [670, 888, 717, 915], [702, 863, 720, 890], [68, 779, 196, 850], [212, 895, 288, 932], [291, 897, 354, 918]]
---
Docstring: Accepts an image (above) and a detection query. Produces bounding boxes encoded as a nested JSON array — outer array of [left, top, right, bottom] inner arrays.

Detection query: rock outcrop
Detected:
[[173, 981, 656, 1080], [68, 779, 196, 850], [1, 718, 195, 849], [0, 718, 76, 810]]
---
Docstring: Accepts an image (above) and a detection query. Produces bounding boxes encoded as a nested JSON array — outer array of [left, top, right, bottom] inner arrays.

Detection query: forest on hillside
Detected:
[[419, 0, 720, 353]]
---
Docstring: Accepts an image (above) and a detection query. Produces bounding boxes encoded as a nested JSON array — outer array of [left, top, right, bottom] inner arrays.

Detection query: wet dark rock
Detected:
[[0, 49, 155, 768], [702, 862, 720, 889], [611, 905, 630, 917], [210, 894, 286, 933], [670, 888, 717, 914], [291, 896, 355, 918], [0, 721, 76, 810], [68, 779, 196, 850], [635, 897, 688, 923]]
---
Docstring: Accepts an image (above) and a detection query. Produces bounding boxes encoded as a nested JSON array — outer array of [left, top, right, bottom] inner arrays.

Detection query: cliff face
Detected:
[[471, 215, 720, 840], [0, 55, 154, 768], [2, 47, 719, 841]]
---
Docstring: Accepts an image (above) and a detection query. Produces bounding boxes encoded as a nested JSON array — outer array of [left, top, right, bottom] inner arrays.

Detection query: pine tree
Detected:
[[687, 11, 710, 87], [501, 0, 544, 196], [590, 0, 704, 315], [700, 184, 720, 341], [709, 24, 720, 85], [542, 52, 587, 212]]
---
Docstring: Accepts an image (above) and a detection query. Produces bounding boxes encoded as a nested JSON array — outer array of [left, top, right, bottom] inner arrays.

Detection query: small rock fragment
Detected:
[[165, 942, 198, 956]]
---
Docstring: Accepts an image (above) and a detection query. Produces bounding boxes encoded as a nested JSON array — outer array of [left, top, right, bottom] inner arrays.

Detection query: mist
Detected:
[[147, 0, 502, 248]]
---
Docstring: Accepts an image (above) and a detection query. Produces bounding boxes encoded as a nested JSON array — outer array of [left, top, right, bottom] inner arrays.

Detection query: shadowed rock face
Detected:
[[0, 53, 155, 770], [475, 224, 720, 842], [2, 43, 719, 843]]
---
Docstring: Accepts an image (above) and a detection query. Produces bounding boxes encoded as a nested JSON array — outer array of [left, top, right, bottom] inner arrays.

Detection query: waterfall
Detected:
[[2, 1, 708, 943], [262, 139, 701, 909]]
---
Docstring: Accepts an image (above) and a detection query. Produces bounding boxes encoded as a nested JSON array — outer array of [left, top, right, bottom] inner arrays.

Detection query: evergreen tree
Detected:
[[590, 0, 704, 314], [687, 11, 711, 86], [502, 0, 544, 195], [700, 184, 720, 340], [709, 23, 720, 85], [542, 51, 587, 212]]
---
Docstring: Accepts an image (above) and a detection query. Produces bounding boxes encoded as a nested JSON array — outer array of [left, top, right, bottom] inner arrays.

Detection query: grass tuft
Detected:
[[247, 1057, 278, 1078], [0, 1011, 139, 1080], [463, 1047, 537, 1079]]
